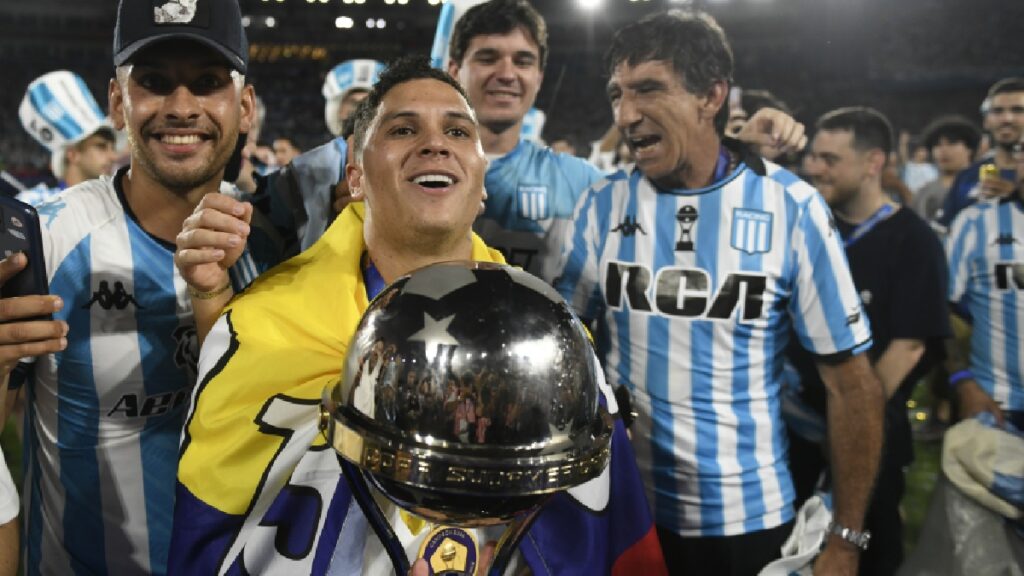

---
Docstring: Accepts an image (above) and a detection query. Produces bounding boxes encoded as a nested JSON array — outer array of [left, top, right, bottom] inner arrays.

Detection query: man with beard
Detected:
[[936, 77, 1024, 229], [0, 0, 264, 573], [945, 135, 1024, 430], [793, 107, 950, 576]]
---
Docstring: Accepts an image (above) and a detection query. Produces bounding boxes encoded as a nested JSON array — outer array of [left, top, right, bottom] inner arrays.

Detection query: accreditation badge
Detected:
[[418, 525, 479, 576]]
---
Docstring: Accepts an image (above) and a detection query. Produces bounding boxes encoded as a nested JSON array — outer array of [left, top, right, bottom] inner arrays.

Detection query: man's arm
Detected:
[[943, 314, 1002, 424], [873, 338, 925, 399], [813, 353, 884, 576]]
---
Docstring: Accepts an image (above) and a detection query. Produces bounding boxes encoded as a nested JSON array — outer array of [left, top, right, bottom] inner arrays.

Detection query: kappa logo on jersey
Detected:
[[173, 324, 200, 378], [82, 280, 144, 310], [604, 261, 767, 321], [994, 262, 1024, 290], [731, 208, 773, 254], [108, 388, 190, 418], [153, 0, 206, 25], [611, 215, 646, 237], [518, 185, 549, 220], [36, 200, 66, 227]]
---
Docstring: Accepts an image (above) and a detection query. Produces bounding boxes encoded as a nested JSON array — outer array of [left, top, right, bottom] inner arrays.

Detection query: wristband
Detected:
[[948, 369, 974, 389], [188, 282, 232, 300]]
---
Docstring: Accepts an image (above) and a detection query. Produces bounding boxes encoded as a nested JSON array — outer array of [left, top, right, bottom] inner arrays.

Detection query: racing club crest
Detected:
[[730, 208, 773, 254]]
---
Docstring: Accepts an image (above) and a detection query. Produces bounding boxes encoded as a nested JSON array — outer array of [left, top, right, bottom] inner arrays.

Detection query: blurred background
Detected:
[[3, 0, 1023, 175]]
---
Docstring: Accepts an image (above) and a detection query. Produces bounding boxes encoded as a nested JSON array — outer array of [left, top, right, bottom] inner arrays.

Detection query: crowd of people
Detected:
[[0, 0, 1021, 575]]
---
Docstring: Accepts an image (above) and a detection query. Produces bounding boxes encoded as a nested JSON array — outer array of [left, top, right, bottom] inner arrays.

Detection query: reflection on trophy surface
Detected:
[[322, 261, 613, 575]]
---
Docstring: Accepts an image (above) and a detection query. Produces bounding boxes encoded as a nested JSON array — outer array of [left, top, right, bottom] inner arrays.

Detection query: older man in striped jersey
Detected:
[[556, 10, 884, 576]]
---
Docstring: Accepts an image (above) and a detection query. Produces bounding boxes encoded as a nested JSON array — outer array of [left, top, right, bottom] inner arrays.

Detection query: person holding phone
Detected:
[[0, 0, 275, 574]]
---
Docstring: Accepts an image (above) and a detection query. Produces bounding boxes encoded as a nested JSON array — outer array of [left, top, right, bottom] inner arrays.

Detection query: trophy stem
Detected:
[[487, 505, 544, 576], [340, 460, 411, 575]]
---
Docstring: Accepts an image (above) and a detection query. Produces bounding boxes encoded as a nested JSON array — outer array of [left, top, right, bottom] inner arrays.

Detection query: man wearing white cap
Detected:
[[18, 70, 119, 205]]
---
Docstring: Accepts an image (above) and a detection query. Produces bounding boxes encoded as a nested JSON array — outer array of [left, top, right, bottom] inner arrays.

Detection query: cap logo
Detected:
[[154, 0, 203, 25]]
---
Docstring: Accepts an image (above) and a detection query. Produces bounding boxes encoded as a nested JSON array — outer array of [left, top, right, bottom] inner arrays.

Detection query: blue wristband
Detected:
[[948, 369, 974, 389]]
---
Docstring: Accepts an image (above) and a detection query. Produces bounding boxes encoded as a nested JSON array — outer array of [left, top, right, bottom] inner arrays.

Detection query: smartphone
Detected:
[[0, 196, 49, 301]]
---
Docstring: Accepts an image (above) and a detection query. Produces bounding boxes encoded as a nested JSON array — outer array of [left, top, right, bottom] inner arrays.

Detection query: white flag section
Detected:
[[429, 0, 488, 70]]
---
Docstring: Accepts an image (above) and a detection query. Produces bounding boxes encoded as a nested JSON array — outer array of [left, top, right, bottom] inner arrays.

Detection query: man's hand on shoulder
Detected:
[[0, 253, 67, 375]]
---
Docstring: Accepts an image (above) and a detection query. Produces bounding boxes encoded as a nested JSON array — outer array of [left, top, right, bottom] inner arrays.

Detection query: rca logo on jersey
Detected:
[[730, 208, 773, 254], [108, 389, 189, 418], [605, 261, 766, 321], [517, 185, 549, 220], [994, 262, 1024, 290]]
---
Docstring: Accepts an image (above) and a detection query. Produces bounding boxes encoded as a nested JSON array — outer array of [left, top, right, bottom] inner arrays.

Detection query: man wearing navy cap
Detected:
[[0, 0, 263, 573]]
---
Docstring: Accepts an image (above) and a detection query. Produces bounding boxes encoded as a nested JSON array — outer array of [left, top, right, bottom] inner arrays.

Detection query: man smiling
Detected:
[[171, 56, 666, 576], [0, 0, 261, 573]]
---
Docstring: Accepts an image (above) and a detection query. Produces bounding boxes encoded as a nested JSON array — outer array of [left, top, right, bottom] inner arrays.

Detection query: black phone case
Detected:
[[0, 196, 49, 301]]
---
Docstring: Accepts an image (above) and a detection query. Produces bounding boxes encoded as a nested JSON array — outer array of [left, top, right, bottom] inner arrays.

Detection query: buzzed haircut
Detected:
[[816, 106, 895, 159], [449, 0, 548, 70], [351, 56, 472, 159], [605, 9, 734, 134], [921, 115, 982, 154]]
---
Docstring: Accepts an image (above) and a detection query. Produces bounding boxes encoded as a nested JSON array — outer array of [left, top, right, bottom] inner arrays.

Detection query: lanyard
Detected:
[[362, 253, 386, 300], [843, 204, 894, 249]]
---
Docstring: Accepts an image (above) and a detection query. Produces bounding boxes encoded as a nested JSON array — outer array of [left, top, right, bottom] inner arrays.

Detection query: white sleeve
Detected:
[[0, 452, 18, 525]]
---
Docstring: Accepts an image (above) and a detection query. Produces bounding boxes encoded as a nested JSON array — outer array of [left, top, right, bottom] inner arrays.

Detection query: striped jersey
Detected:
[[556, 146, 871, 537], [18, 169, 265, 575], [474, 139, 604, 283], [17, 182, 65, 206], [946, 197, 1024, 411]]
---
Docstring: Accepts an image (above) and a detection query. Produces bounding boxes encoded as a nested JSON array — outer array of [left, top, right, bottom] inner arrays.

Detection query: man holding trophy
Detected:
[[169, 57, 666, 575]]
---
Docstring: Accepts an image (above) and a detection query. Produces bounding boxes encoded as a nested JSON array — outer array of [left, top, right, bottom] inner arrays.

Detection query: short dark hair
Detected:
[[449, 0, 548, 70], [815, 106, 895, 158], [351, 56, 472, 158], [606, 10, 734, 134], [741, 89, 792, 117], [921, 115, 982, 154], [987, 77, 1024, 100]]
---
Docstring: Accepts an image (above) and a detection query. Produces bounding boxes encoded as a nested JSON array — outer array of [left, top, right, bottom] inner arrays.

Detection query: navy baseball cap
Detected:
[[113, 0, 249, 74]]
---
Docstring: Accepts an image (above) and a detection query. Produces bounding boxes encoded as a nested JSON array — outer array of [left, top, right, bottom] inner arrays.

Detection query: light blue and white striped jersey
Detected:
[[16, 182, 65, 207], [474, 139, 604, 282], [19, 170, 264, 575], [556, 150, 871, 537], [946, 197, 1024, 411]]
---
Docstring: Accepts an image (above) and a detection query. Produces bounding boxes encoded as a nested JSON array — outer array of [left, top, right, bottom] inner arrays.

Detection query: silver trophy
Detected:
[[321, 261, 612, 575]]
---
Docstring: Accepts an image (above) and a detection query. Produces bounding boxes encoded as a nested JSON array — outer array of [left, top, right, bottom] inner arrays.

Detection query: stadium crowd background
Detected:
[[2, 0, 1023, 182]]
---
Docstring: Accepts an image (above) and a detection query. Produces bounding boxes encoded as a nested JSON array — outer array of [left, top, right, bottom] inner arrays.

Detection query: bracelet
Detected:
[[948, 369, 974, 389], [827, 521, 871, 551], [188, 282, 232, 300]]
